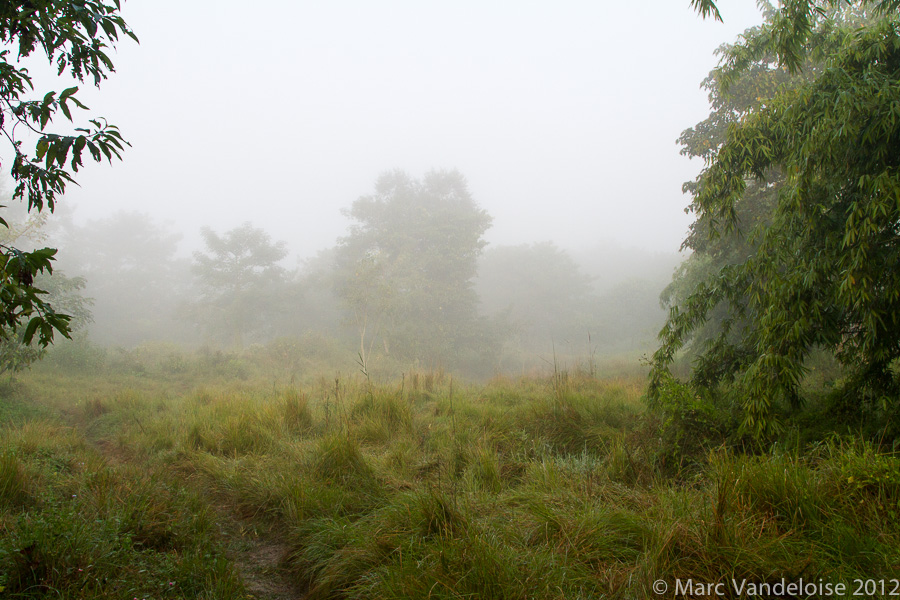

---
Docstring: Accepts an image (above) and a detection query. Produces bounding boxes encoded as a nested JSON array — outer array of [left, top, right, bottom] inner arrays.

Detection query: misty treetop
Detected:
[[339, 170, 492, 281], [336, 170, 497, 368], [194, 224, 288, 292], [190, 222, 294, 350]]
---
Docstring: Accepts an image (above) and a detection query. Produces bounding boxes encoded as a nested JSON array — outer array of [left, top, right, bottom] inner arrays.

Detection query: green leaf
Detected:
[[45, 143, 57, 170], [57, 138, 74, 166], [59, 86, 79, 101], [690, 0, 722, 22], [22, 317, 41, 345], [36, 138, 49, 160]]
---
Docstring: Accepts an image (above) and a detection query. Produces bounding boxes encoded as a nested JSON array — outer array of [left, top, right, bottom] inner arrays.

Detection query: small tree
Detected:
[[335, 170, 496, 368], [190, 223, 290, 349]]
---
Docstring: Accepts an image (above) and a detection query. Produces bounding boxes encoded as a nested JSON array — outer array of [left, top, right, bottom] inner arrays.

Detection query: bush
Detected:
[[650, 375, 731, 475], [44, 337, 107, 373]]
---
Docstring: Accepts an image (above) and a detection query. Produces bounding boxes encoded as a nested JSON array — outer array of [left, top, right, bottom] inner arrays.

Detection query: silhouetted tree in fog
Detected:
[[476, 242, 593, 350], [56, 211, 187, 346], [190, 223, 291, 349], [335, 170, 498, 368]]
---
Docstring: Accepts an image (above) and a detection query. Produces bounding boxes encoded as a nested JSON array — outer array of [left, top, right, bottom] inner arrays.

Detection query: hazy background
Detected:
[[51, 0, 762, 259], [2, 0, 768, 376]]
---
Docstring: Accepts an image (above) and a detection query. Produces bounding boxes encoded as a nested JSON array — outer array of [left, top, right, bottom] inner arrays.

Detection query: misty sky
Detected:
[[18, 1, 763, 260]]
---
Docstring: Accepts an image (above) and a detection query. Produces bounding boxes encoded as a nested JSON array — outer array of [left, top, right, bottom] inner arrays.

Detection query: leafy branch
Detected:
[[0, 0, 136, 348]]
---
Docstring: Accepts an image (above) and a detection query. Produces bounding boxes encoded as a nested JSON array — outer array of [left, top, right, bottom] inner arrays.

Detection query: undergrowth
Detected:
[[1, 359, 898, 599]]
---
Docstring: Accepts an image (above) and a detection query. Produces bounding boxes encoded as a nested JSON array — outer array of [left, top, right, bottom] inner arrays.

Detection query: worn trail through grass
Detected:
[[211, 507, 303, 600], [89, 421, 307, 599], [3, 365, 900, 599]]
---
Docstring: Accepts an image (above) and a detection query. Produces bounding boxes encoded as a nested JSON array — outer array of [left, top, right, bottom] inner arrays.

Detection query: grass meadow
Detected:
[[1, 342, 899, 599]]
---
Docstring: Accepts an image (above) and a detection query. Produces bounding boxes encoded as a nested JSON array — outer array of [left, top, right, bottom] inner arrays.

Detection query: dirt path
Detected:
[[91, 439, 306, 599], [219, 515, 307, 600]]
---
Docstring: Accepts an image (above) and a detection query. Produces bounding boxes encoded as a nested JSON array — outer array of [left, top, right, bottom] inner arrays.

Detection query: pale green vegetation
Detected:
[[2, 345, 898, 599]]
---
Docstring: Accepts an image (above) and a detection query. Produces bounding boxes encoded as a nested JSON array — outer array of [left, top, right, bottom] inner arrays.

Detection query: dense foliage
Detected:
[[651, 2, 900, 438]]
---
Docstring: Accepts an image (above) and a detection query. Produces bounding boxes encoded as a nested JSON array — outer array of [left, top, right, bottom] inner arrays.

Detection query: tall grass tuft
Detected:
[[0, 451, 30, 509], [351, 389, 413, 444], [280, 387, 313, 433], [413, 486, 468, 539], [527, 499, 649, 563], [467, 442, 503, 493], [312, 433, 375, 486], [730, 453, 828, 529], [187, 415, 274, 456]]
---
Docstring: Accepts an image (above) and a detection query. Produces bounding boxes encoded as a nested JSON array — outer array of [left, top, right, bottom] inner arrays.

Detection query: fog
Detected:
[[1, 0, 767, 376], [54, 0, 762, 257]]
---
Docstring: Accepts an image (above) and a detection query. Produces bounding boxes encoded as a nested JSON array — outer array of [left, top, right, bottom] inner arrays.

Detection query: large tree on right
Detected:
[[650, 2, 900, 438]]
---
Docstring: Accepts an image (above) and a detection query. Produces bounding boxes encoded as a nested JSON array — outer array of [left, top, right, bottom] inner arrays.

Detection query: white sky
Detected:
[[21, 1, 764, 260]]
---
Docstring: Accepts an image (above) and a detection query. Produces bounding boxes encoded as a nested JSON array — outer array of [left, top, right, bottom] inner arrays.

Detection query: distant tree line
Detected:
[[5, 168, 674, 377]]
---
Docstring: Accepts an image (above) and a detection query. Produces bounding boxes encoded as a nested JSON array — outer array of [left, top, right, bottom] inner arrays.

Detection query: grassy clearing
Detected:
[[2, 357, 899, 599], [0, 420, 244, 599]]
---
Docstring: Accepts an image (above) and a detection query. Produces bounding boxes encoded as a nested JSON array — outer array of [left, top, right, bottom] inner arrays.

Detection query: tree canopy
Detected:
[[191, 223, 291, 349], [692, 0, 899, 70], [0, 0, 135, 347], [651, 2, 900, 438], [335, 170, 495, 368]]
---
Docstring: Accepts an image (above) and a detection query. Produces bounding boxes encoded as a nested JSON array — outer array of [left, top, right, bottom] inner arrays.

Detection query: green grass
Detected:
[[2, 352, 898, 599], [0, 420, 244, 599]]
